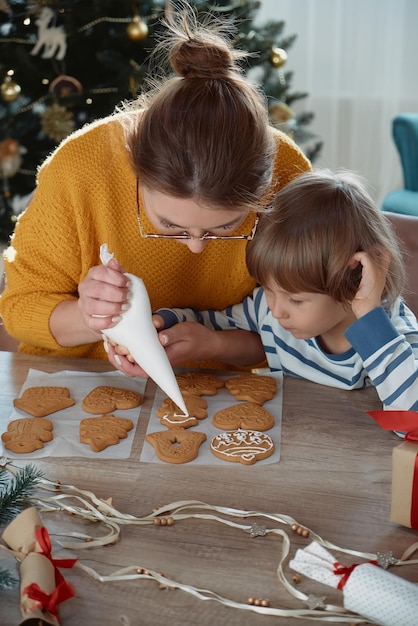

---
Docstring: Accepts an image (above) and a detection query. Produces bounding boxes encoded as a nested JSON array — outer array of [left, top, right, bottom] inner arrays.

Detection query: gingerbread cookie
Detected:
[[80, 413, 134, 452], [157, 396, 208, 429], [145, 428, 206, 464], [210, 429, 275, 465], [224, 374, 277, 405], [1, 417, 54, 453], [82, 386, 141, 414], [175, 372, 224, 396], [13, 386, 75, 417], [212, 402, 275, 431]]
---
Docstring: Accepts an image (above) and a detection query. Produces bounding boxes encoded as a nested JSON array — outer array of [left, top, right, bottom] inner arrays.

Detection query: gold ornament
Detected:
[[1, 75, 21, 102], [41, 102, 75, 142], [126, 15, 148, 41], [270, 46, 288, 68]]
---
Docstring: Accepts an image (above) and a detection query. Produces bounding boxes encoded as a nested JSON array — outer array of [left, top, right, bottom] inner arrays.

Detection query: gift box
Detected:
[[368, 410, 418, 529], [391, 441, 418, 529]]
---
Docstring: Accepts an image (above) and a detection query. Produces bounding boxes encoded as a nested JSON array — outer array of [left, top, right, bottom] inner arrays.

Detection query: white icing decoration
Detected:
[[100, 244, 188, 416], [210, 429, 274, 463]]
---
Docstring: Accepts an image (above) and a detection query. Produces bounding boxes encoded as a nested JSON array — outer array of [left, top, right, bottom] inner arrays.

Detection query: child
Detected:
[[156, 169, 418, 411]]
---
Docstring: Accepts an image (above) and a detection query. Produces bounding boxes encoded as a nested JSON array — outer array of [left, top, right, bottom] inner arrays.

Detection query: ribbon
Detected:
[[412, 455, 418, 529], [23, 580, 76, 619], [333, 560, 377, 590], [367, 410, 418, 440], [36, 526, 78, 583]]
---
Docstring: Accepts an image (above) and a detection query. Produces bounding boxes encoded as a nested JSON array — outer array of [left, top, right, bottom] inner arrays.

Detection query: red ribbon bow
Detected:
[[23, 579, 75, 618], [36, 526, 77, 585], [367, 410, 418, 440], [333, 560, 377, 590]]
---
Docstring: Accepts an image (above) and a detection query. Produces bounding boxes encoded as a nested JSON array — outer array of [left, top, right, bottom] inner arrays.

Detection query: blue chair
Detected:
[[382, 113, 418, 216]]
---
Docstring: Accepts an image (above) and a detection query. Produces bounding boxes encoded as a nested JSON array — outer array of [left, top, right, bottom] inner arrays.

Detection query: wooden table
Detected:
[[1, 351, 417, 626]]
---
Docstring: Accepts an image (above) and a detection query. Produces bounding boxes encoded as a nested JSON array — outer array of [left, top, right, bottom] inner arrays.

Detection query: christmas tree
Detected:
[[0, 0, 322, 242]]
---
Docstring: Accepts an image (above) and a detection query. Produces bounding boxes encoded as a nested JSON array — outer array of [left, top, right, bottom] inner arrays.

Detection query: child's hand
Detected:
[[158, 321, 219, 364], [349, 249, 390, 318]]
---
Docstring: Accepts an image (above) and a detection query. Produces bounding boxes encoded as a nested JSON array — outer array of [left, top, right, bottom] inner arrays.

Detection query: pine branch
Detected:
[[0, 464, 43, 528], [0, 568, 18, 590]]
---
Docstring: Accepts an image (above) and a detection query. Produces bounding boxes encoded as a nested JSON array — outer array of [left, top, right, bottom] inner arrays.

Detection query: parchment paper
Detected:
[[140, 371, 283, 465], [0, 369, 146, 459]]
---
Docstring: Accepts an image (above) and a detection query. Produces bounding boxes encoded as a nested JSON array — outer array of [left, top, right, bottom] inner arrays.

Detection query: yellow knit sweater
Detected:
[[0, 112, 310, 364]]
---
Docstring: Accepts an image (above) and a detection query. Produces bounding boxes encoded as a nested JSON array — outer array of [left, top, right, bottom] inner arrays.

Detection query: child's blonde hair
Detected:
[[124, 6, 275, 211], [246, 169, 406, 307]]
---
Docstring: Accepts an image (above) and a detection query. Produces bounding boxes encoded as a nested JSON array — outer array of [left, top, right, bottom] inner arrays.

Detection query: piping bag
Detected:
[[99, 244, 188, 416]]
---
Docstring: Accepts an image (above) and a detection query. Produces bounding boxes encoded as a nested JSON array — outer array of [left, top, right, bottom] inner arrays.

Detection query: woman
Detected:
[[0, 8, 310, 369]]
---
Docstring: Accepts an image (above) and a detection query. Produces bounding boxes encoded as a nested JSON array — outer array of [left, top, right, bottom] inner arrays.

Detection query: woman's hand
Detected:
[[350, 249, 390, 318], [78, 258, 131, 332], [50, 257, 131, 347]]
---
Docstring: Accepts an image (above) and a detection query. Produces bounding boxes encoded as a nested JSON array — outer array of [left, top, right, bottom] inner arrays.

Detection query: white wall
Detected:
[[256, 0, 418, 205]]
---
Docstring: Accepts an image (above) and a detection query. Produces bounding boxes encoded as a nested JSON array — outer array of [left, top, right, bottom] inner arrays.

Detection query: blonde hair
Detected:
[[246, 169, 406, 307], [123, 6, 275, 211]]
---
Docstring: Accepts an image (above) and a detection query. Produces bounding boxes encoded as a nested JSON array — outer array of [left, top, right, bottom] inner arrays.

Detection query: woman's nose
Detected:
[[184, 239, 209, 253]]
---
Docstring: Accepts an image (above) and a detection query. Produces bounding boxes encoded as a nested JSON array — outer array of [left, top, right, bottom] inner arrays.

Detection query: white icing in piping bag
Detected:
[[100, 244, 188, 416]]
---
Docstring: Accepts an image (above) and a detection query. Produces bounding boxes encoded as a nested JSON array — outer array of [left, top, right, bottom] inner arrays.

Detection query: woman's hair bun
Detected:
[[162, 6, 247, 80], [170, 33, 235, 79]]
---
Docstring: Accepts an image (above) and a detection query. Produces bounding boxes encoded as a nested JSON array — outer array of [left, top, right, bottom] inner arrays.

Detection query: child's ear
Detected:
[[348, 253, 361, 270], [347, 256, 363, 291]]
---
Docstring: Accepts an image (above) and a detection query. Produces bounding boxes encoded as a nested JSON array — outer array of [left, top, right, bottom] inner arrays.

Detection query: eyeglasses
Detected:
[[136, 179, 259, 241]]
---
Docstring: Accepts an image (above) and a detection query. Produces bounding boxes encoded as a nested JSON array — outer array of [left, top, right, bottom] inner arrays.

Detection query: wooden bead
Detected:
[[154, 518, 161, 525], [292, 574, 301, 584], [291, 523, 298, 532], [248, 597, 255, 605], [261, 599, 270, 607], [166, 516, 174, 525]]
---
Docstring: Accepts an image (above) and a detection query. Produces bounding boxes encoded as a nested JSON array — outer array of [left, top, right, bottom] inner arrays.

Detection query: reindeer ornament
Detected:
[[31, 7, 67, 61]]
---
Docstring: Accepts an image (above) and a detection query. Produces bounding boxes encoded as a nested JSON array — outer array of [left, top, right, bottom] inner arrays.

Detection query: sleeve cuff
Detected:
[[155, 308, 181, 329], [344, 306, 398, 359]]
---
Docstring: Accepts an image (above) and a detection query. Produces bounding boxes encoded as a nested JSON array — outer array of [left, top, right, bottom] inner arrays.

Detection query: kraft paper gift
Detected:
[[368, 410, 418, 529], [1, 506, 76, 625]]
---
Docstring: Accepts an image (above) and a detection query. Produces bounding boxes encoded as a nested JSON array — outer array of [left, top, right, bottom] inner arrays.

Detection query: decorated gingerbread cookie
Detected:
[[210, 429, 275, 465], [157, 395, 208, 429]]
